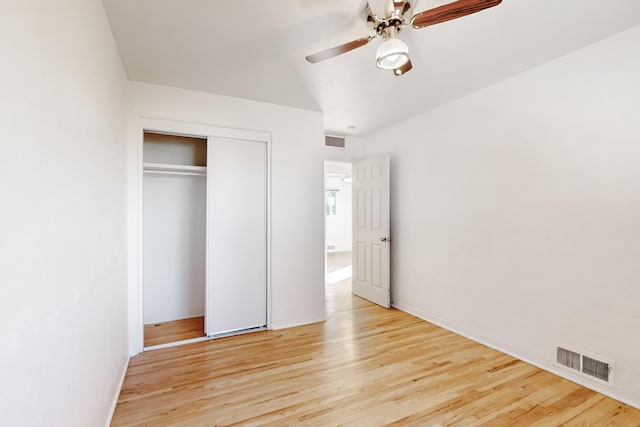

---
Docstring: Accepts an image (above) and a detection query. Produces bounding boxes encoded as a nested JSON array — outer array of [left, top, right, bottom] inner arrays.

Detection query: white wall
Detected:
[[0, 1, 128, 426], [362, 26, 640, 407], [127, 82, 327, 352], [323, 136, 363, 163], [143, 174, 206, 324]]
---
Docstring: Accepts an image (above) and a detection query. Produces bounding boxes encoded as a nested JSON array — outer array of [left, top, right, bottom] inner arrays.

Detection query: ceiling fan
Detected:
[[305, 0, 502, 76]]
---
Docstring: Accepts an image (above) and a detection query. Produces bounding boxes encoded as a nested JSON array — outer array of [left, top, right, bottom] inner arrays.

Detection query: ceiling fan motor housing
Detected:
[[366, 0, 414, 36]]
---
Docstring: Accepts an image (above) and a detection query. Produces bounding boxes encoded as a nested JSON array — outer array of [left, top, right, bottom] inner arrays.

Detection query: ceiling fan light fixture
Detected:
[[375, 37, 409, 70]]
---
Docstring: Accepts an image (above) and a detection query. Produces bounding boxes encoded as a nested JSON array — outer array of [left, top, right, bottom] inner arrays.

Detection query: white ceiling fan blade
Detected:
[[368, 0, 394, 18]]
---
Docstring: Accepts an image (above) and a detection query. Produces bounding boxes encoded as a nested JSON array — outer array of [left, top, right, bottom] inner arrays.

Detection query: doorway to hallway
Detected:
[[325, 161, 353, 299]]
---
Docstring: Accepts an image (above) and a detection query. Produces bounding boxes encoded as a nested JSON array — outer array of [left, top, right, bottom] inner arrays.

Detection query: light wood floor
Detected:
[[326, 251, 352, 273], [113, 279, 640, 426], [144, 316, 205, 347]]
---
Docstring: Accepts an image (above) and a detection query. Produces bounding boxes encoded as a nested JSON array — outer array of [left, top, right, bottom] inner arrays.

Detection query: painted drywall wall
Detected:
[[323, 136, 363, 162], [0, 1, 128, 426], [127, 82, 326, 353], [143, 174, 206, 324], [362, 25, 640, 407]]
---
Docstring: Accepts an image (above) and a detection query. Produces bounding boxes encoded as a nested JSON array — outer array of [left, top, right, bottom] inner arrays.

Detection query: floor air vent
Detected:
[[556, 346, 614, 385]]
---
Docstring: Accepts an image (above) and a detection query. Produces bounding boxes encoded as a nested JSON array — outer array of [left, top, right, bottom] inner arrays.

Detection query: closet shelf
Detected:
[[143, 162, 207, 176]]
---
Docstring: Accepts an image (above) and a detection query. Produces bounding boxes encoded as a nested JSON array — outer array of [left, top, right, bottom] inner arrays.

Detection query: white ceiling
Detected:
[[102, 0, 640, 136]]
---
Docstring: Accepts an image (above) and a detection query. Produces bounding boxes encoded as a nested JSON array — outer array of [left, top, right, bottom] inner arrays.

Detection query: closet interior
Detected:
[[143, 131, 207, 347]]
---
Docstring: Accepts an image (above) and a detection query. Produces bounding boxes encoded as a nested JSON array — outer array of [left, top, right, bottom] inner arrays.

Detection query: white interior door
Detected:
[[352, 154, 390, 308], [206, 137, 267, 335]]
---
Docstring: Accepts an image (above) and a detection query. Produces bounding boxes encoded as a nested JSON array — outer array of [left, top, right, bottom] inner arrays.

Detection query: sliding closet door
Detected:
[[206, 137, 267, 335]]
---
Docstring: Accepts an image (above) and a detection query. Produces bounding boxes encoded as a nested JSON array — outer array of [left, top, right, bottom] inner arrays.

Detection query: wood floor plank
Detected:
[[113, 279, 640, 426], [144, 316, 205, 347]]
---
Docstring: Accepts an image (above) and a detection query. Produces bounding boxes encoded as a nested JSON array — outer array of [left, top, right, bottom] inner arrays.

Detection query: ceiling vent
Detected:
[[325, 135, 345, 148], [556, 346, 614, 385]]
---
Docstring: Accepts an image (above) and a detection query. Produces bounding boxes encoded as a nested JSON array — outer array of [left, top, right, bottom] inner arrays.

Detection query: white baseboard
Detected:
[[144, 335, 212, 352], [270, 316, 326, 331], [392, 300, 640, 411], [105, 355, 130, 427]]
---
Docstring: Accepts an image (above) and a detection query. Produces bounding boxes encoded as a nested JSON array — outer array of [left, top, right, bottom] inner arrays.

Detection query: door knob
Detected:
[[380, 237, 390, 242]]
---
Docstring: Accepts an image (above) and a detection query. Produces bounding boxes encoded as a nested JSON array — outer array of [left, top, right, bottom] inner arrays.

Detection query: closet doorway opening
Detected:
[[143, 132, 207, 348], [325, 161, 353, 305], [134, 120, 271, 354], [140, 126, 269, 352]]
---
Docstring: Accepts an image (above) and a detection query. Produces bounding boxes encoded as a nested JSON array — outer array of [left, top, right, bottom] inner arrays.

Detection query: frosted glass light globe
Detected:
[[376, 38, 409, 70]]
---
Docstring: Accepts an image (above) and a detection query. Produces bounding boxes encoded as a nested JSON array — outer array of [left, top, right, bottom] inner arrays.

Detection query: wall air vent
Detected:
[[325, 135, 345, 148], [555, 345, 614, 385], [582, 355, 611, 382], [557, 347, 581, 371]]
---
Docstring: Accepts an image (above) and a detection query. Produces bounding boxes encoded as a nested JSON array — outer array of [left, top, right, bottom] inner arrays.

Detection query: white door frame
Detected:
[[131, 117, 272, 355]]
